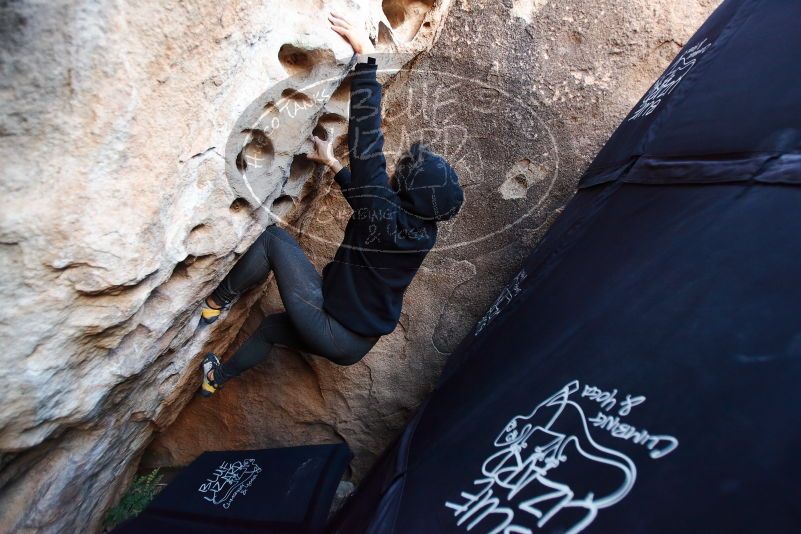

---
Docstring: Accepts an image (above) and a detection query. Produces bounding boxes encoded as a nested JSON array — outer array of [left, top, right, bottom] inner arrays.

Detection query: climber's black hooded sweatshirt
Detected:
[[321, 57, 464, 337]]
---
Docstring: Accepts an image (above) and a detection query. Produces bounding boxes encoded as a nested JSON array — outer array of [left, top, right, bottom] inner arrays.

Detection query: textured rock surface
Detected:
[[0, 1, 449, 532], [0, 0, 718, 532], [145, 0, 720, 482]]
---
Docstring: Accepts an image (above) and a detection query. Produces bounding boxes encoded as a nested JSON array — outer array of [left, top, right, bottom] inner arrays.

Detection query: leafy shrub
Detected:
[[103, 468, 163, 529]]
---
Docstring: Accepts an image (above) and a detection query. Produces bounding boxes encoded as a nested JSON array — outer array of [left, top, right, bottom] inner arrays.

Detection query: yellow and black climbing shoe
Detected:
[[199, 353, 223, 397], [199, 298, 224, 325]]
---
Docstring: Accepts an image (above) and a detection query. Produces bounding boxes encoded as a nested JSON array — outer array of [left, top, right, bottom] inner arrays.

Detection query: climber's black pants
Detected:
[[211, 226, 379, 384]]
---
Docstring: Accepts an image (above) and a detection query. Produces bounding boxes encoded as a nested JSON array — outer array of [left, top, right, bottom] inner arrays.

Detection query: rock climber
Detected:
[[198, 11, 464, 397]]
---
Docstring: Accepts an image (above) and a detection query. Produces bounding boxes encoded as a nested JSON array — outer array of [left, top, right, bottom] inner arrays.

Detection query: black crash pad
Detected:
[[114, 443, 351, 534]]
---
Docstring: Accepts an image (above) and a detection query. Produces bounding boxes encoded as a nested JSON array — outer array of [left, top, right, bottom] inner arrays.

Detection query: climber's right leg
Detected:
[[199, 226, 277, 324]]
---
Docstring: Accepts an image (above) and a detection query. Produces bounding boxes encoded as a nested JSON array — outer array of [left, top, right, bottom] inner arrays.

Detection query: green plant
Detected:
[[103, 468, 163, 529]]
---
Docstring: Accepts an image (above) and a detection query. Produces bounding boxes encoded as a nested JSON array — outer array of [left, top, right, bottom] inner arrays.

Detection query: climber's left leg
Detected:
[[199, 226, 279, 324], [212, 228, 277, 306]]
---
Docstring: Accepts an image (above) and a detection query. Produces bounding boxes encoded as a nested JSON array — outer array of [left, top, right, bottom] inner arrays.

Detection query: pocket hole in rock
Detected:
[[185, 224, 214, 255], [319, 112, 347, 125], [236, 152, 247, 173], [382, 0, 435, 42], [187, 223, 208, 239], [312, 124, 329, 141], [230, 197, 250, 212], [170, 254, 215, 282], [284, 153, 316, 198], [289, 153, 315, 185], [278, 44, 333, 76], [236, 129, 274, 175], [171, 255, 196, 279], [272, 195, 296, 218], [280, 87, 315, 106], [260, 101, 279, 124]]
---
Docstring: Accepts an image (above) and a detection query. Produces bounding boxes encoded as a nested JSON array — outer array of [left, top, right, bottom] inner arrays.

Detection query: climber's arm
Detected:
[[345, 57, 389, 191], [327, 11, 391, 202], [332, 165, 353, 190], [325, 58, 394, 213]]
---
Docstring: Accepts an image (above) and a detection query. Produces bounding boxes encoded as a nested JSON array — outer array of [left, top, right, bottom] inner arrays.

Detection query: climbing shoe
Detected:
[[199, 297, 225, 325], [199, 353, 223, 397]]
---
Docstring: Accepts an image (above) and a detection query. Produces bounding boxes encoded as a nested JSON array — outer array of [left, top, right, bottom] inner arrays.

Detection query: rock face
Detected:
[[0, 0, 717, 532], [0, 0, 450, 531]]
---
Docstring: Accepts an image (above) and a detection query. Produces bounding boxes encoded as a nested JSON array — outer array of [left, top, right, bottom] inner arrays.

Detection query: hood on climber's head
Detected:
[[393, 141, 464, 222]]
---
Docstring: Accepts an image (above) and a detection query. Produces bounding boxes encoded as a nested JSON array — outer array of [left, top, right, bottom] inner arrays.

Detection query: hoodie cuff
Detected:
[[333, 165, 352, 187], [355, 55, 377, 70]]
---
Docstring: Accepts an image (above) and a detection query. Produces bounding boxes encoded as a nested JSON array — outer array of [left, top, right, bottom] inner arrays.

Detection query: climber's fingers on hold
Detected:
[[328, 12, 352, 29], [329, 24, 352, 42], [331, 25, 354, 42], [329, 12, 373, 55], [328, 13, 351, 34], [329, 12, 361, 48]]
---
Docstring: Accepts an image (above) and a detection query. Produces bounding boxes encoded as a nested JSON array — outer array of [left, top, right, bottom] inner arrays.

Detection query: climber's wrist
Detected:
[[355, 43, 376, 62], [327, 159, 343, 173], [357, 40, 375, 54]]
